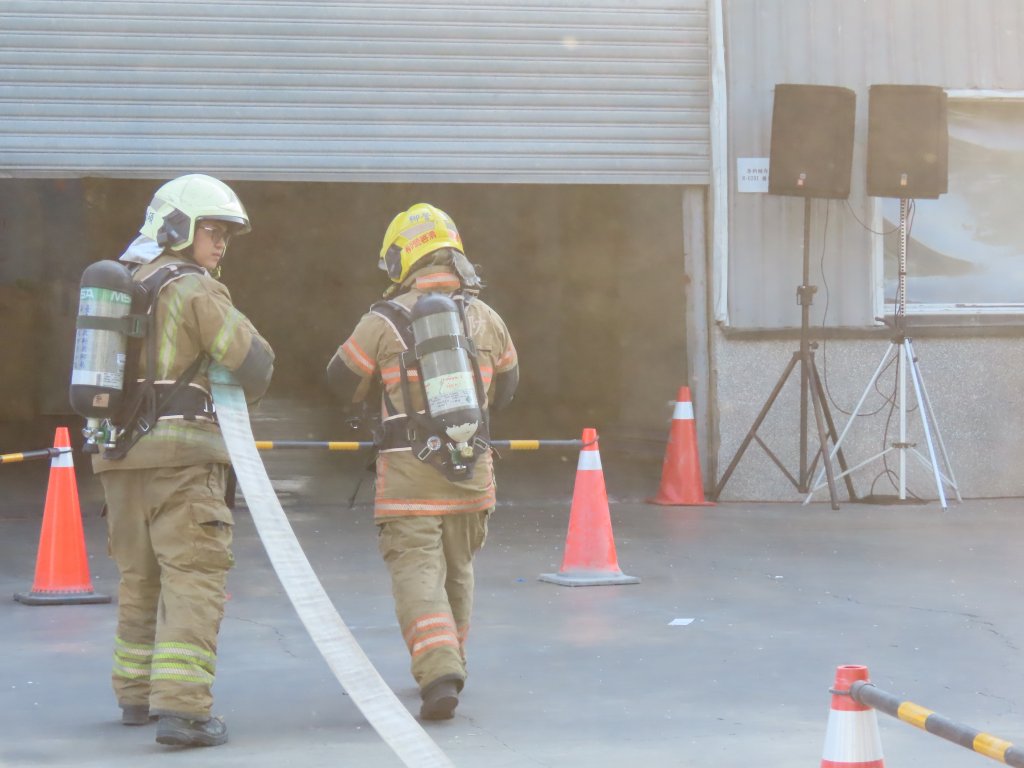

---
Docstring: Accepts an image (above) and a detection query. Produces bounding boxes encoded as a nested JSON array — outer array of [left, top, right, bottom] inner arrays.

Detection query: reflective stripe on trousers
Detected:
[[101, 463, 232, 717]]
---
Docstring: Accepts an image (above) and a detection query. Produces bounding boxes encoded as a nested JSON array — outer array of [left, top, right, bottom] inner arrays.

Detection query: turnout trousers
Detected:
[[377, 509, 490, 692], [100, 463, 234, 719]]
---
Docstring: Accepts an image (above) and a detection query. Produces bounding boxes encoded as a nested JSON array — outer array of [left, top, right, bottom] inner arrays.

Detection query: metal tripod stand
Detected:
[[803, 198, 961, 508], [712, 198, 857, 510]]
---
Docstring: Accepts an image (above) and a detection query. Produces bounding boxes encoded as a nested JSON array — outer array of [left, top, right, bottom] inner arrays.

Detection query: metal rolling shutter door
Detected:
[[0, 0, 709, 184]]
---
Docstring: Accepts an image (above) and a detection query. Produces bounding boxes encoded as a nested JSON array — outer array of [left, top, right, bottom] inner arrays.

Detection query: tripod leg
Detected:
[[808, 353, 857, 501], [713, 352, 800, 500], [898, 340, 909, 499], [806, 358, 840, 509], [805, 342, 897, 502], [904, 339, 957, 508], [906, 340, 962, 503]]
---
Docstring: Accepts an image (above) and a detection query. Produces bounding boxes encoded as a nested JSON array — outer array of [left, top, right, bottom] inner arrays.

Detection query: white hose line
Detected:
[[212, 380, 455, 768]]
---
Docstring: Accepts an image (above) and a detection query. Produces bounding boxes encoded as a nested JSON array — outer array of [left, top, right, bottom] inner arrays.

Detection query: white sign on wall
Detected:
[[737, 157, 770, 193]]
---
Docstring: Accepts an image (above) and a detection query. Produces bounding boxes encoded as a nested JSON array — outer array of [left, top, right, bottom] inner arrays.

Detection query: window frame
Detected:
[[871, 89, 1024, 322]]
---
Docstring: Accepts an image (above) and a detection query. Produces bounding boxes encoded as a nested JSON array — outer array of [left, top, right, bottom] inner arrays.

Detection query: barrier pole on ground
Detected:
[[1, 447, 73, 465], [849, 679, 1024, 767], [253, 439, 583, 451]]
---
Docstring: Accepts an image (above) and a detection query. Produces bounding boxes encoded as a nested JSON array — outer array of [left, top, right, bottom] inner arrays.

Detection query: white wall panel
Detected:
[[723, 0, 1024, 328]]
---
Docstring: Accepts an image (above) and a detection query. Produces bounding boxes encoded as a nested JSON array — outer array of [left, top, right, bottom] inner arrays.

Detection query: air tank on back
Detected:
[[409, 293, 481, 447], [69, 260, 135, 420]]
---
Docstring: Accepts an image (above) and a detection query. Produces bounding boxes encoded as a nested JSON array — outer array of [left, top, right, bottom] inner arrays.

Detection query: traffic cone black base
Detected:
[[14, 591, 112, 606]]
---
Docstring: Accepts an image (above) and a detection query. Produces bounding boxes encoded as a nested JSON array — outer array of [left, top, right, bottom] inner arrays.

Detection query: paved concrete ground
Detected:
[[2, 403, 1024, 767]]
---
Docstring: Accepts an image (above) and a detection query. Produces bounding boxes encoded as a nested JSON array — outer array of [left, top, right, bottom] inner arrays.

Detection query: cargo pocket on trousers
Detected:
[[474, 509, 491, 552], [189, 499, 235, 573]]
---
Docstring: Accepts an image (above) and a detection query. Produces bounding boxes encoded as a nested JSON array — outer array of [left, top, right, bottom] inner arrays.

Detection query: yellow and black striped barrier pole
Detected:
[[0, 447, 73, 465], [254, 440, 372, 451], [4, 440, 585, 461], [850, 680, 1024, 766], [253, 439, 584, 451], [494, 439, 584, 450]]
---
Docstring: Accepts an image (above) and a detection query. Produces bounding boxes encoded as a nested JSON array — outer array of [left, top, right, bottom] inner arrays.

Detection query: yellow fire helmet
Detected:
[[140, 174, 251, 251], [379, 203, 464, 284]]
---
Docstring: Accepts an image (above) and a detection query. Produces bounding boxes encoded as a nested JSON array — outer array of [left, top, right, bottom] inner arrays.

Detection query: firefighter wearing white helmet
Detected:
[[91, 174, 274, 747], [326, 203, 519, 721], [139, 173, 252, 266]]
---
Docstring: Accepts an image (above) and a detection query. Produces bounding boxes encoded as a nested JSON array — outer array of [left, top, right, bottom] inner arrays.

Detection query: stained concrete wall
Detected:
[[1, 179, 692, 457], [711, 0, 1024, 501], [713, 331, 1024, 502]]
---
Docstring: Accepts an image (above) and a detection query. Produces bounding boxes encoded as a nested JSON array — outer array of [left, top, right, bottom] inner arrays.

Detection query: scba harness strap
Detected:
[[104, 262, 213, 460], [369, 295, 490, 482]]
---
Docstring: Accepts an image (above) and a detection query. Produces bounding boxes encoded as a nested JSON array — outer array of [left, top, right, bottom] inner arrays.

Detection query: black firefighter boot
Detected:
[[155, 715, 228, 747], [420, 674, 463, 721]]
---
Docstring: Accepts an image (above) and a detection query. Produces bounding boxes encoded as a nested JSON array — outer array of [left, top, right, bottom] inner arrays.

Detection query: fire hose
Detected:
[[210, 369, 454, 768]]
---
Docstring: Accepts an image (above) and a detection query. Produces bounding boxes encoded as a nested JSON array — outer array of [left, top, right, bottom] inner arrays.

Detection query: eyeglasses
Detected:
[[197, 223, 231, 245]]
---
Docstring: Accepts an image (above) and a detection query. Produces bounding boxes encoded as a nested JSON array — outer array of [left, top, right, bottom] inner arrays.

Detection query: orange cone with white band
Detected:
[[648, 386, 714, 506], [14, 427, 110, 606], [821, 665, 885, 768], [539, 428, 640, 587]]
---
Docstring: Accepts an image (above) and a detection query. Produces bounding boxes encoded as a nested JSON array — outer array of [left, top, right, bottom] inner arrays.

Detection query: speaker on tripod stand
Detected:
[[712, 84, 858, 509], [803, 85, 961, 508], [768, 84, 856, 199], [867, 84, 948, 200]]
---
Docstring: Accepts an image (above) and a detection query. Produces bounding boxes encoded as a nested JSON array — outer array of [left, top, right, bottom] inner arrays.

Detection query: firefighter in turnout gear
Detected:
[[326, 203, 519, 720], [89, 174, 274, 747]]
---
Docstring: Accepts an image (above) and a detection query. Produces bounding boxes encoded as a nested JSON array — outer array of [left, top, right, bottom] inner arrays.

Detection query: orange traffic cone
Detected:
[[821, 665, 885, 768], [14, 427, 110, 606], [539, 428, 640, 587], [648, 386, 715, 506]]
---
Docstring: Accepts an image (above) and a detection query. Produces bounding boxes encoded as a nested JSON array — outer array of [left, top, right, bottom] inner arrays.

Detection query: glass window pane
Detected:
[[881, 98, 1024, 313]]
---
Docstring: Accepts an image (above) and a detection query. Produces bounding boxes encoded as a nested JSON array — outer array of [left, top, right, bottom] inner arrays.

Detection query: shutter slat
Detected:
[[0, 0, 710, 184]]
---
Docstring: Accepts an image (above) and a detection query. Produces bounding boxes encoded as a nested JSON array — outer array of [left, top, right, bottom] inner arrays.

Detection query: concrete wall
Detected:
[[713, 331, 1024, 502], [1, 179, 693, 456]]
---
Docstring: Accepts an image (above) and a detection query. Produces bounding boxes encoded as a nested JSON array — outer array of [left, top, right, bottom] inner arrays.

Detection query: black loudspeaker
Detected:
[[768, 84, 856, 199], [867, 85, 948, 199]]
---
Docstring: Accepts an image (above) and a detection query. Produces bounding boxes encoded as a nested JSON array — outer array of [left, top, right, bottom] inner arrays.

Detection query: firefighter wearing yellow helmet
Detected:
[[378, 202, 465, 284], [326, 203, 519, 720], [90, 174, 274, 747]]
